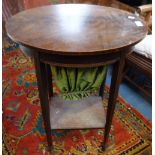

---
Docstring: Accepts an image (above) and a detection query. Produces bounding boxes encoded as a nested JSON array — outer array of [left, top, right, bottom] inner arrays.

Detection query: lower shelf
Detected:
[[50, 96, 106, 129]]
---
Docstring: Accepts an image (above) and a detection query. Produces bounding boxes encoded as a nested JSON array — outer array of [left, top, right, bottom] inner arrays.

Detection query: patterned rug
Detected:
[[2, 48, 152, 155]]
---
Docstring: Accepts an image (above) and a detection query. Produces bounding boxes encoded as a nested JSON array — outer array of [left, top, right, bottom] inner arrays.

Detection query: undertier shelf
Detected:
[[50, 96, 106, 129]]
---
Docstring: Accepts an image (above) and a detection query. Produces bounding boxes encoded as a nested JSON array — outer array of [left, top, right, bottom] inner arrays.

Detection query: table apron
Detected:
[[20, 45, 133, 67], [39, 52, 121, 67]]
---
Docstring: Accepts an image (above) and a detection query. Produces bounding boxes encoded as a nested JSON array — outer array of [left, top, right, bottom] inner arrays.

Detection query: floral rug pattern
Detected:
[[2, 48, 152, 155]]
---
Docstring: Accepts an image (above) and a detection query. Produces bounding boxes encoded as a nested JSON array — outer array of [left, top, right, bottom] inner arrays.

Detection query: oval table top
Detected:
[[6, 4, 147, 55]]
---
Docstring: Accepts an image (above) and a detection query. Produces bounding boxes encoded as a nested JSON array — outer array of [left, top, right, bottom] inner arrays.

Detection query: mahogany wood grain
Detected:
[[34, 52, 53, 152], [6, 4, 146, 55], [45, 64, 53, 98], [6, 4, 147, 152], [102, 52, 126, 150]]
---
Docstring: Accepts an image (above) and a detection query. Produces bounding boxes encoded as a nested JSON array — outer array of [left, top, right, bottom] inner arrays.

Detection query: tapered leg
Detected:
[[101, 53, 125, 151], [99, 66, 108, 99], [34, 53, 53, 152], [45, 64, 53, 98]]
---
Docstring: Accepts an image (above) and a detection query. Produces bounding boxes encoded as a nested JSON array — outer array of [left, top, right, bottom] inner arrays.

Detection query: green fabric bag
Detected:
[[51, 66, 107, 101]]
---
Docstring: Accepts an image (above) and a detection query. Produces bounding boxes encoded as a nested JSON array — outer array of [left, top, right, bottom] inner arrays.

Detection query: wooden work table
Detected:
[[6, 4, 147, 152]]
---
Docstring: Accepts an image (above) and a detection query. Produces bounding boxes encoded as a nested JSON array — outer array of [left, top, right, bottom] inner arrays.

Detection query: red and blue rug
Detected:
[[2, 46, 152, 154]]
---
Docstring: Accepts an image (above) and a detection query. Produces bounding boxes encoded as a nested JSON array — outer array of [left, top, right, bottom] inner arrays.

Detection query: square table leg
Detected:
[[101, 53, 125, 151], [34, 53, 53, 152], [45, 64, 53, 98]]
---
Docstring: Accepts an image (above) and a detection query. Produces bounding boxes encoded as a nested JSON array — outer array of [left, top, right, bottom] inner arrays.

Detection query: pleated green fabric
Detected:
[[51, 66, 107, 100]]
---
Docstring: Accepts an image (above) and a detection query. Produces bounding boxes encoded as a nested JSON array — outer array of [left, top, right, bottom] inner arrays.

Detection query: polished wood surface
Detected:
[[6, 4, 147, 152], [6, 4, 146, 55], [33, 52, 53, 152]]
